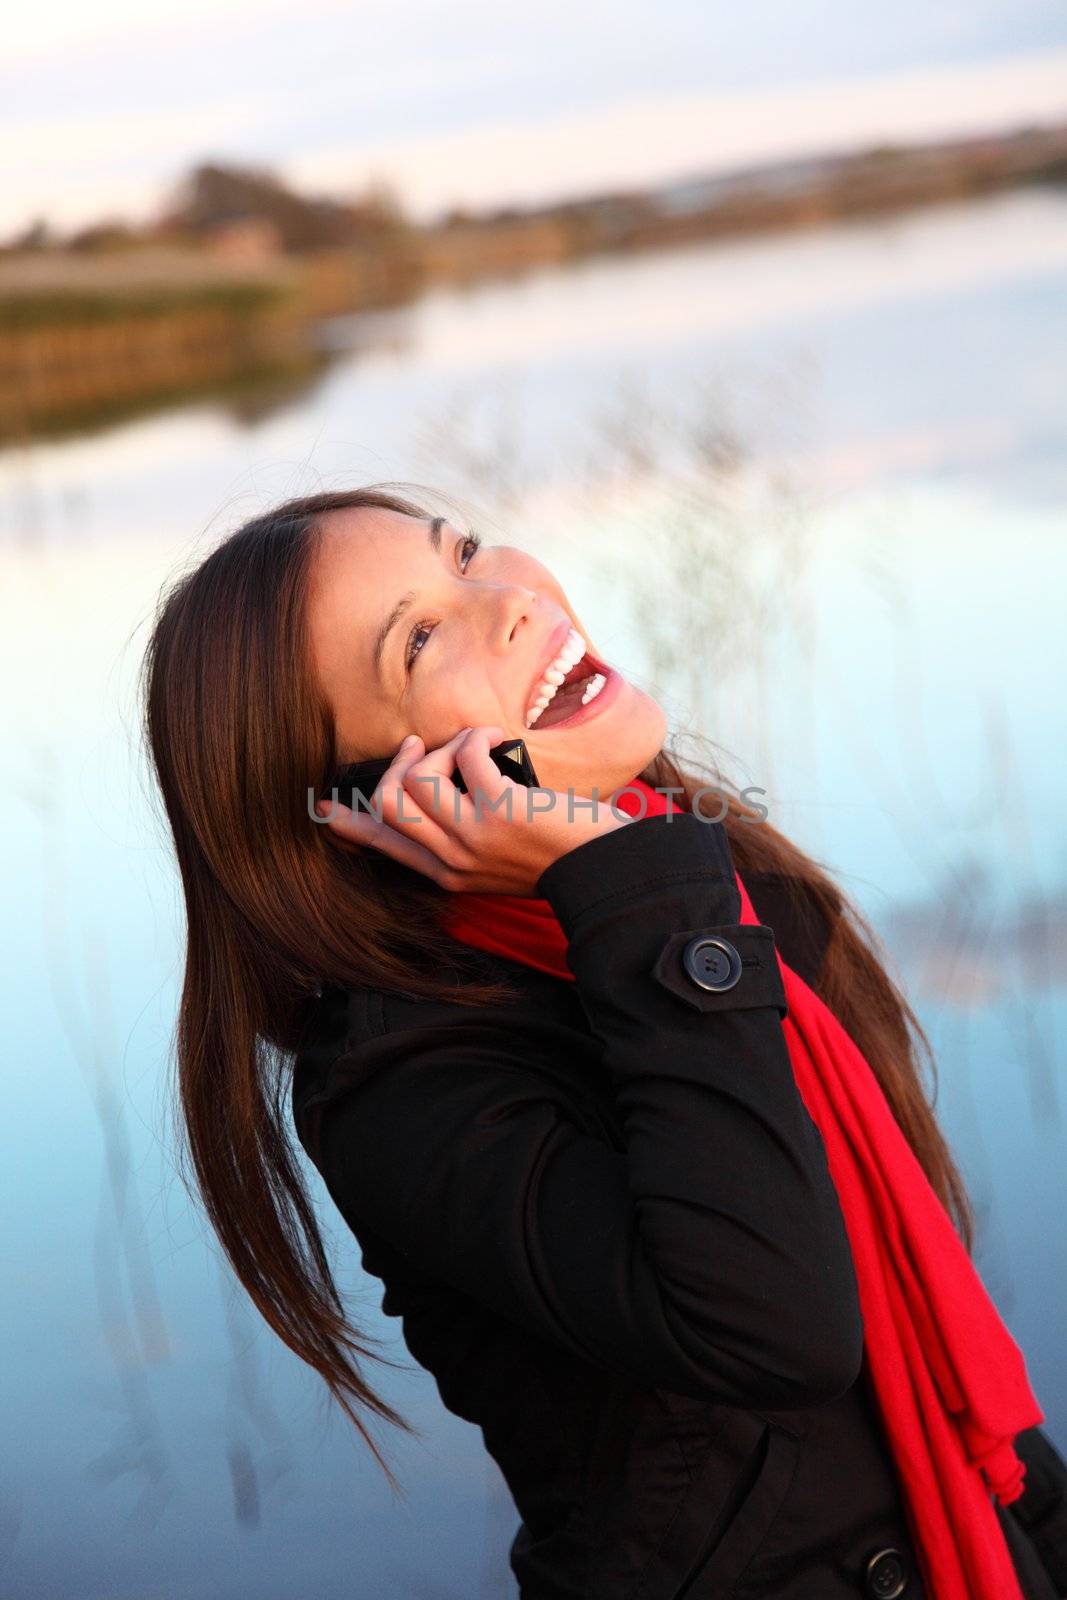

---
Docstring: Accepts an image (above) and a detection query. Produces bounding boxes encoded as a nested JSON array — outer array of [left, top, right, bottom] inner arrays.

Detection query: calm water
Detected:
[[2, 185, 1066, 1599]]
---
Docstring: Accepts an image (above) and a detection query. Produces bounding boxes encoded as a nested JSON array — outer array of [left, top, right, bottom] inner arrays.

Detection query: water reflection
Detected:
[[218, 1255, 296, 1530]]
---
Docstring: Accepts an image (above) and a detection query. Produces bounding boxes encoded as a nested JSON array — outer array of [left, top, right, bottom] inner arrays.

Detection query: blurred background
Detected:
[[3, 3, 1066, 1596]]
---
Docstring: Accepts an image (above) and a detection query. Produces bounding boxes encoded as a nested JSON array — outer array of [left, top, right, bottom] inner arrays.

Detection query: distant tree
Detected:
[[861, 144, 904, 163], [158, 160, 412, 253], [5, 216, 55, 252], [351, 177, 408, 230], [67, 219, 141, 253]]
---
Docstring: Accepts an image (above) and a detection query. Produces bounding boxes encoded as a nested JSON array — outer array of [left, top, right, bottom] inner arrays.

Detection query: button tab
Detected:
[[651, 923, 788, 1016]]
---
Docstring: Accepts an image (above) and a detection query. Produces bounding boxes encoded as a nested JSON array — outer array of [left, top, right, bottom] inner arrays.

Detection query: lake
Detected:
[[2, 182, 1065, 1598]]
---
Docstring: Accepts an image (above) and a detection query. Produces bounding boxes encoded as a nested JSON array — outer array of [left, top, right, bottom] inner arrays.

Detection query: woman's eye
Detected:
[[405, 621, 433, 669], [459, 533, 482, 566], [405, 533, 483, 670]]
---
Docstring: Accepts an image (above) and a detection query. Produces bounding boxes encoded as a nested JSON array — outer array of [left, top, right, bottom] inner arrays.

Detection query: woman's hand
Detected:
[[314, 725, 632, 896]]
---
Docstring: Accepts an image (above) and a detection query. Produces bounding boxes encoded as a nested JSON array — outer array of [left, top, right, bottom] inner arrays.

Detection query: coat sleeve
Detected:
[[296, 811, 865, 1410]]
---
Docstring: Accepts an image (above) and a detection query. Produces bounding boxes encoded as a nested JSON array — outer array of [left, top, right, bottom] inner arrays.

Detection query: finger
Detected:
[[385, 731, 426, 784], [372, 730, 459, 810], [314, 796, 364, 841], [315, 795, 457, 883], [373, 733, 432, 819], [398, 725, 481, 827], [405, 723, 478, 779], [376, 730, 466, 847], [452, 726, 512, 812]]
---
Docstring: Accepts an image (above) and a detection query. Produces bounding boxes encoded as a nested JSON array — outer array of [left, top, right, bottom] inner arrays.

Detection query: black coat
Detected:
[[292, 812, 1067, 1599]]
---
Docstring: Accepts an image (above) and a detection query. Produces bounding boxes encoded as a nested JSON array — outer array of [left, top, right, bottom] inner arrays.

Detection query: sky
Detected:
[[3, 0, 1067, 238]]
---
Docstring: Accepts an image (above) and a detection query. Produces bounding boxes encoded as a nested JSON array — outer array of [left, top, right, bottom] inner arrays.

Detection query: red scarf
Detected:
[[441, 779, 1044, 1600]]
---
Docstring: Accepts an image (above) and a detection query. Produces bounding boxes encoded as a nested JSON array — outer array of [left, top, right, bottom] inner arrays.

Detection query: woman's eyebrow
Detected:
[[372, 516, 446, 681]]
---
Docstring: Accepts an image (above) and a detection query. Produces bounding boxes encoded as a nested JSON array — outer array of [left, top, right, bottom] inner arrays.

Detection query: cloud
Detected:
[[3, 2, 1066, 236], [289, 48, 1067, 221]]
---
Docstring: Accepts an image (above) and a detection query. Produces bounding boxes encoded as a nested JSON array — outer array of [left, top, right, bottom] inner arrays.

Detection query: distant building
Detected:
[[658, 157, 837, 214]]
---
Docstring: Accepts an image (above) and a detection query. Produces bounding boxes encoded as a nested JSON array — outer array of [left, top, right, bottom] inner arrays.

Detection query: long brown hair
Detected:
[[140, 485, 975, 1496]]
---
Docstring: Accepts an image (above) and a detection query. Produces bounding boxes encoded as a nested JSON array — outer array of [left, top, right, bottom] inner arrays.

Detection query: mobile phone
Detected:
[[325, 735, 539, 805]]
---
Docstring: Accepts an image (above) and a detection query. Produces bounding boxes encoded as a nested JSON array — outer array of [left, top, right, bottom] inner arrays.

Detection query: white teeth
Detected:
[[525, 631, 610, 728], [524, 626, 591, 726]]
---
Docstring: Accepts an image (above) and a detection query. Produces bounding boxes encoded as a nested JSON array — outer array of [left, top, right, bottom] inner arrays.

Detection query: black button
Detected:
[[864, 1546, 908, 1598], [681, 936, 742, 992]]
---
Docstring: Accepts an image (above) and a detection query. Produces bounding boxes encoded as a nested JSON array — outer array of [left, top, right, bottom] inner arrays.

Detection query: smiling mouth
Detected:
[[524, 641, 614, 730]]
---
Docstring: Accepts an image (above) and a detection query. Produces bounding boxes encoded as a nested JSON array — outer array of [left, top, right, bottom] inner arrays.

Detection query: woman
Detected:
[[142, 485, 1067, 1599]]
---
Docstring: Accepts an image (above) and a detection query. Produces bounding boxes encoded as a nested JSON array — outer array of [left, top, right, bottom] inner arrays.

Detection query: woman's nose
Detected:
[[493, 585, 540, 651]]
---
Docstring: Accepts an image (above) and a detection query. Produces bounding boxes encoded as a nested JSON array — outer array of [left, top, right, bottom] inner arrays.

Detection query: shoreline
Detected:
[[2, 119, 1065, 445]]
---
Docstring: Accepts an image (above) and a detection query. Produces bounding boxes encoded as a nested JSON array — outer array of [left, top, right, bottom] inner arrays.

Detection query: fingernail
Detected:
[[401, 733, 419, 748]]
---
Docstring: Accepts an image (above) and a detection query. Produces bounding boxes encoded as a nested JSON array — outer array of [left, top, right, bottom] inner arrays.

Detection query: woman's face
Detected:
[[306, 505, 667, 798]]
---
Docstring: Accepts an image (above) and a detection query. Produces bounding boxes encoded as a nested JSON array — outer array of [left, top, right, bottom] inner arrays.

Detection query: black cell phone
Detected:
[[325, 736, 539, 805]]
